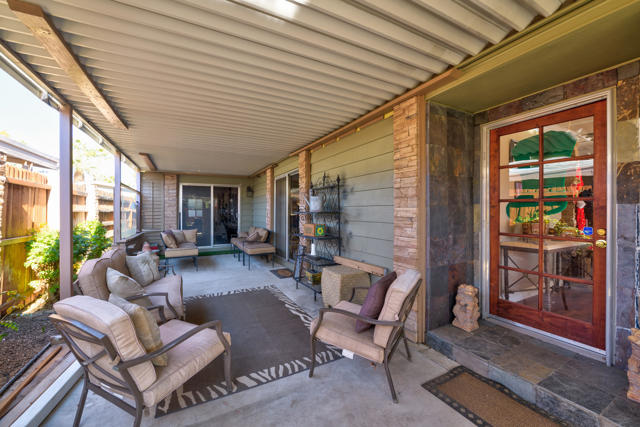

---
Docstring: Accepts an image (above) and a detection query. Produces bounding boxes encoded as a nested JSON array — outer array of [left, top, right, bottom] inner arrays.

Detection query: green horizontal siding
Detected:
[[310, 118, 394, 271], [252, 174, 267, 228]]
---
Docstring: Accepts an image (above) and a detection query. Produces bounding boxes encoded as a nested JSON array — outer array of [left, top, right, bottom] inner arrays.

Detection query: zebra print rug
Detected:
[[155, 286, 342, 417]]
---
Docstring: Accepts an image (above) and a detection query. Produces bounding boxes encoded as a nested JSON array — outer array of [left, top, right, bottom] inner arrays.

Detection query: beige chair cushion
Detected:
[[144, 275, 184, 319], [182, 229, 197, 244], [142, 320, 230, 407], [230, 237, 246, 247], [164, 242, 198, 258], [109, 294, 167, 367], [311, 301, 384, 363], [106, 268, 152, 307], [243, 242, 276, 255], [77, 257, 111, 300], [373, 269, 421, 348], [237, 231, 248, 238], [54, 296, 157, 392], [161, 232, 178, 249], [171, 230, 186, 244], [126, 253, 161, 286]]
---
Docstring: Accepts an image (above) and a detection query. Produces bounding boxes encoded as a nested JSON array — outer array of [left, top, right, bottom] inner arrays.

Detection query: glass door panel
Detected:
[[288, 173, 300, 261], [181, 185, 211, 246], [490, 100, 607, 349], [213, 187, 238, 245]]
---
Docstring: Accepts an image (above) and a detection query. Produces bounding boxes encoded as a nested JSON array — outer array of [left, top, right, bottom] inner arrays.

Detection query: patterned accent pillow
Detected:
[[106, 267, 152, 307], [161, 231, 178, 249], [109, 294, 167, 366], [246, 231, 261, 242], [355, 271, 397, 333], [126, 252, 161, 286]]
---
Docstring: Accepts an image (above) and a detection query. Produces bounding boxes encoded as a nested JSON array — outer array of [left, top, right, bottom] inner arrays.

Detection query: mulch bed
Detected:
[[0, 310, 57, 389]]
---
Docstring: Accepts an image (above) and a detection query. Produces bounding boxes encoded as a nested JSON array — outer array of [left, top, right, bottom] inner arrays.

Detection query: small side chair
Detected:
[[51, 295, 231, 427], [309, 269, 422, 403]]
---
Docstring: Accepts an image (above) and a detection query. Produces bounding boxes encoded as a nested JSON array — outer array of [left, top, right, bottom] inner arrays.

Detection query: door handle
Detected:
[[595, 239, 607, 248]]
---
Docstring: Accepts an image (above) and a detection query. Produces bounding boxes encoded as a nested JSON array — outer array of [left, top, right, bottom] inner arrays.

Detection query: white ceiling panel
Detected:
[[0, 0, 564, 174]]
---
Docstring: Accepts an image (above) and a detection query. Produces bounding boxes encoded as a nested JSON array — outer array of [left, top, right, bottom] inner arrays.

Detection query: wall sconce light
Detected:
[[246, 186, 254, 198]]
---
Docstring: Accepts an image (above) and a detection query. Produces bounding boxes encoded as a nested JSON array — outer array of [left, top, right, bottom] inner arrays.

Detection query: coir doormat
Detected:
[[422, 366, 570, 427], [270, 268, 294, 279], [155, 286, 341, 417]]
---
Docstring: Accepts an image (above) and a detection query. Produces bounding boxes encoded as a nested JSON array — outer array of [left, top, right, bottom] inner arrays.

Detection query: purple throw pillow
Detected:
[[355, 271, 397, 333]]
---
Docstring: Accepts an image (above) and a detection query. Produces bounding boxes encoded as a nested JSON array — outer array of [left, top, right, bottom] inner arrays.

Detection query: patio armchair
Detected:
[[309, 269, 422, 403], [160, 229, 199, 271], [51, 295, 232, 427]]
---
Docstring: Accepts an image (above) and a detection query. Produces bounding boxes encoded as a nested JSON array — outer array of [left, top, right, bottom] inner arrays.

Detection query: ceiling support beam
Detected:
[[7, 0, 128, 130], [139, 153, 157, 171], [289, 68, 462, 157]]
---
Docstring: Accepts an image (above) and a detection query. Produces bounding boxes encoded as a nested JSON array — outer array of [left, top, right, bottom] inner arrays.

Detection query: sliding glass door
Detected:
[[213, 187, 238, 245], [181, 185, 211, 246], [181, 184, 239, 247]]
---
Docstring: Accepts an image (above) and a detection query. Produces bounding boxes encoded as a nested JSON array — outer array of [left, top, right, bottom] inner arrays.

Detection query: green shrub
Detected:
[[25, 220, 112, 297]]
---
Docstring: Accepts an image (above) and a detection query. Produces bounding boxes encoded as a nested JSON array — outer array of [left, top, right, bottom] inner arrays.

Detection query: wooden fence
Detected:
[[0, 163, 50, 307]]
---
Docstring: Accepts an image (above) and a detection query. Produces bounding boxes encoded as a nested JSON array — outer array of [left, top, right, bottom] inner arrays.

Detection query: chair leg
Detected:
[[193, 256, 198, 271], [384, 358, 399, 403], [224, 350, 232, 393], [73, 375, 89, 427], [272, 254, 274, 268], [309, 337, 317, 378], [133, 404, 144, 427], [402, 330, 412, 362]]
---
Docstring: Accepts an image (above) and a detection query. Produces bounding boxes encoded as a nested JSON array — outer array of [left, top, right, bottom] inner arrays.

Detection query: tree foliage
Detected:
[[25, 220, 111, 296]]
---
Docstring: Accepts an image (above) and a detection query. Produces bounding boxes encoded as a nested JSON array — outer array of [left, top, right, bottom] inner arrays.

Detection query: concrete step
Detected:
[[427, 321, 640, 426]]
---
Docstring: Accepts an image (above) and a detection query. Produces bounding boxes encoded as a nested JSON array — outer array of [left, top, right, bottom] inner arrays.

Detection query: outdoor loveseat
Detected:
[[160, 229, 199, 271], [231, 226, 275, 270], [75, 247, 184, 320]]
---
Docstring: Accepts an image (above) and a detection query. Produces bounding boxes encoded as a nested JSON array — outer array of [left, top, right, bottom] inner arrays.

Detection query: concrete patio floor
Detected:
[[43, 253, 473, 427]]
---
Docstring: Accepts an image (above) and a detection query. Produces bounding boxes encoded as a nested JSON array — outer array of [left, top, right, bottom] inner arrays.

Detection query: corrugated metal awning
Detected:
[[0, 0, 564, 174]]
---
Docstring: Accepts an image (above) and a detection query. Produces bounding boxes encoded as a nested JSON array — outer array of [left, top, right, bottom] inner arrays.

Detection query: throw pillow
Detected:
[[106, 267, 152, 307], [126, 252, 161, 286], [161, 231, 178, 249], [171, 230, 186, 244], [355, 271, 397, 333], [246, 231, 260, 242], [182, 229, 197, 244], [108, 294, 168, 367], [257, 228, 269, 243]]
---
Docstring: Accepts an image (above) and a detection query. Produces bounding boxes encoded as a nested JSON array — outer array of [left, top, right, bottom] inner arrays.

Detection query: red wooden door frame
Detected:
[[489, 100, 607, 349]]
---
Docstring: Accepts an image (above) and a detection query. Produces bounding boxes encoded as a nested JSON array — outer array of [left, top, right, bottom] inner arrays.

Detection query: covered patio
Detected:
[[1, 0, 640, 425]]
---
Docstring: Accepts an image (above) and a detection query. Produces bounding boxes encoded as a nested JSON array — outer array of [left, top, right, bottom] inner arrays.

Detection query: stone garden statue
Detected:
[[452, 284, 480, 333]]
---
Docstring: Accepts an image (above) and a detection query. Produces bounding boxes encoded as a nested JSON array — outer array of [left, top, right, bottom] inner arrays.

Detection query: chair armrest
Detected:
[[349, 286, 371, 302], [126, 292, 179, 319], [117, 320, 230, 370], [146, 304, 166, 324], [311, 307, 403, 339]]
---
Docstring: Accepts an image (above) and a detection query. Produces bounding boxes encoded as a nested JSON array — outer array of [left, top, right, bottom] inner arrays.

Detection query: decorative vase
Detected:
[[628, 329, 640, 402], [452, 284, 480, 333]]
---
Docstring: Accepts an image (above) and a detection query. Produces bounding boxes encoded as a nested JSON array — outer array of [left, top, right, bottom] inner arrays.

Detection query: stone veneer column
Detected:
[[298, 150, 311, 247], [393, 96, 426, 343], [266, 166, 274, 230], [163, 174, 178, 230]]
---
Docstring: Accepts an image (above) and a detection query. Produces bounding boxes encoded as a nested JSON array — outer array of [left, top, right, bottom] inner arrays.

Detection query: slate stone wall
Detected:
[[425, 102, 475, 330]]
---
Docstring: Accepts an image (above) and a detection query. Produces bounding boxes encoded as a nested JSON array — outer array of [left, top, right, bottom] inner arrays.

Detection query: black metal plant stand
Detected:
[[294, 173, 341, 300]]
